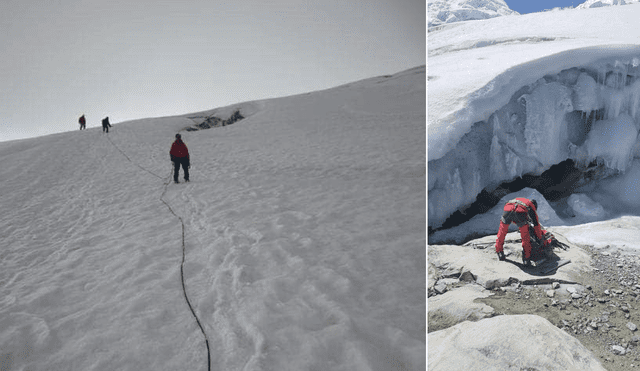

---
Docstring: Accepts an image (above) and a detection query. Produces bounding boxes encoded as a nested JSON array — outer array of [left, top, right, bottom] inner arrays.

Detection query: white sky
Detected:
[[0, 0, 425, 142]]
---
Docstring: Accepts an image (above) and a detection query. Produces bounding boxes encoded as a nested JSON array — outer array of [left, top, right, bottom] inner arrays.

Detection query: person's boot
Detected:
[[497, 251, 506, 261]]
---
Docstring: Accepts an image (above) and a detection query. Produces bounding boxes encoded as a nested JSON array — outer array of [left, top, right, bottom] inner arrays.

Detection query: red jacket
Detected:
[[495, 198, 548, 257], [170, 139, 189, 160], [504, 198, 539, 222]]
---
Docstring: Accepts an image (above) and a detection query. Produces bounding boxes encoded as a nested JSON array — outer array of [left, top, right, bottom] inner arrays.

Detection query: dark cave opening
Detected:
[[429, 159, 586, 235]]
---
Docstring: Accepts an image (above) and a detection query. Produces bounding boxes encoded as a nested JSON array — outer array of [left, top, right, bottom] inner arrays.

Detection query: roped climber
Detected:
[[495, 197, 551, 266], [170, 133, 190, 183]]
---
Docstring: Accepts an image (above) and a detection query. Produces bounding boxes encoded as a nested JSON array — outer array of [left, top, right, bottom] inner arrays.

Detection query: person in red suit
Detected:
[[495, 197, 550, 266], [170, 133, 190, 183]]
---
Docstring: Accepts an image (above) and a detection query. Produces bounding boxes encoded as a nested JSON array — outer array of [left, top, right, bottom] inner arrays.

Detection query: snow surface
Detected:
[[576, 0, 640, 9], [427, 0, 519, 28], [428, 3, 640, 229], [0, 67, 425, 370], [553, 216, 640, 251]]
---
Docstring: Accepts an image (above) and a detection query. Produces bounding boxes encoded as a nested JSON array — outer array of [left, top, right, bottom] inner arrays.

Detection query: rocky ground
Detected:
[[428, 231, 640, 371]]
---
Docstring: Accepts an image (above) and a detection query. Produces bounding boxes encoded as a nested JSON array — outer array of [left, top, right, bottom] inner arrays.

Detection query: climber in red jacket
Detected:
[[170, 133, 190, 183], [495, 197, 550, 266]]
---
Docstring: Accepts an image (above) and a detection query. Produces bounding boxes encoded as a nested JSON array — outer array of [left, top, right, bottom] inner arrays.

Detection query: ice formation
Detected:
[[576, 0, 638, 9], [428, 0, 519, 28], [429, 188, 565, 244], [429, 59, 640, 229], [568, 193, 606, 219]]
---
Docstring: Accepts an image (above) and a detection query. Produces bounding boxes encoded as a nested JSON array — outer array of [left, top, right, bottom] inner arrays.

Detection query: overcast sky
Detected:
[[0, 0, 425, 142]]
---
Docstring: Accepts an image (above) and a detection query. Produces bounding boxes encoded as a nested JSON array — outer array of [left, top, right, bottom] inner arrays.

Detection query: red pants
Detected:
[[496, 222, 533, 259]]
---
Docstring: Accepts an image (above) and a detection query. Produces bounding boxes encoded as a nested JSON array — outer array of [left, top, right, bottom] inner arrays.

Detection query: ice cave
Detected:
[[429, 57, 640, 243]]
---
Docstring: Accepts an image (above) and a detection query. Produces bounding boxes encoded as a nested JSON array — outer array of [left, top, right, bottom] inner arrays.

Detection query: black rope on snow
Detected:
[[106, 135, 164, 180], [105, 133, 212, 371], [160, 182, 212, 371]]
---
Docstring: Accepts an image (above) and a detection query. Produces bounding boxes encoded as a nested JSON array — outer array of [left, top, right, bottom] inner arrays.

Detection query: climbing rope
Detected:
[[160, 180, 211, 371], [105, 133, 211, 371]]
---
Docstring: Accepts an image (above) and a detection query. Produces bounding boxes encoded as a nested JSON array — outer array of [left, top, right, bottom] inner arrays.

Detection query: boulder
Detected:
[[429, 233, 591, 290], [429, 315, 607, 371]]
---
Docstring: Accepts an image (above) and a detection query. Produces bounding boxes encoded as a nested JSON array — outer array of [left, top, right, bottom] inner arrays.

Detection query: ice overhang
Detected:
[[428, 44, 640, 162]]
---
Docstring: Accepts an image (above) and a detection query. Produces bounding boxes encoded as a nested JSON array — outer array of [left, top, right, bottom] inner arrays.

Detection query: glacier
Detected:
[[428, 3, 640, 241], [0, 67, 425, 370], [428, 0, 519, 28]]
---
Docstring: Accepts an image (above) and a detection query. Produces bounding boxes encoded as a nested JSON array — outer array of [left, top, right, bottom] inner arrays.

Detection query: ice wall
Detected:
[[429, 60, 640, 228]]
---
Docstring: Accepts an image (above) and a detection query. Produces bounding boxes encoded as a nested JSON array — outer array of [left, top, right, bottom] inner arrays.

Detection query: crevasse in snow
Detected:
[[429, 58, 640, 229]]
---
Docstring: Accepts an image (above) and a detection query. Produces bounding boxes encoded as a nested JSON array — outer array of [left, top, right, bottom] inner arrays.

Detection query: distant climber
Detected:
[[170, 133, 190, 183], [495, 198, 551, 266], [102, 117, 111, 133], [79, 114, 86, 130]]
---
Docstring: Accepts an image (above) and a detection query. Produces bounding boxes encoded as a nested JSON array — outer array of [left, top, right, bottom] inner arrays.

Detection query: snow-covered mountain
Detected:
[[576, 0, 639, 9], [428, 2, 640, 241], [0, 67, 425, 370], [428, 0, 519, 28]]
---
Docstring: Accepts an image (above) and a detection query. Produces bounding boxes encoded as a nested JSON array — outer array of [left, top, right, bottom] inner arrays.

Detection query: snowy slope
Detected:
[[0, 67, 425, 370], [428, 3, 640, 230], [577, 0, 639, 9], [428, 0, 519, 28]]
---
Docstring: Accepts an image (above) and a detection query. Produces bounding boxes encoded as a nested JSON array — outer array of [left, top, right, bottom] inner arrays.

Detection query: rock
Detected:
[[440, 278, 459, 286], [567, 286, 578, 294], [590, 322, 599, 330], [428, 244, 587, 291], [628, 322, 638, 332], [428, 262, 439, 296], [612, 345, 627, 355], [613, 289, 624, 295], [459, 268, 476, 283], [546, 290, 555, 298], [605, 289, 611, 296], [442, 266, 462, 278], [428, 315, 607, 371], [572, 293, 583, 299], [480, 277, 511, 290], [428, 284, 494, 332], [552, 282, 561, 289], [631, 335, 640, 345], [434, 281, 448, 295]]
